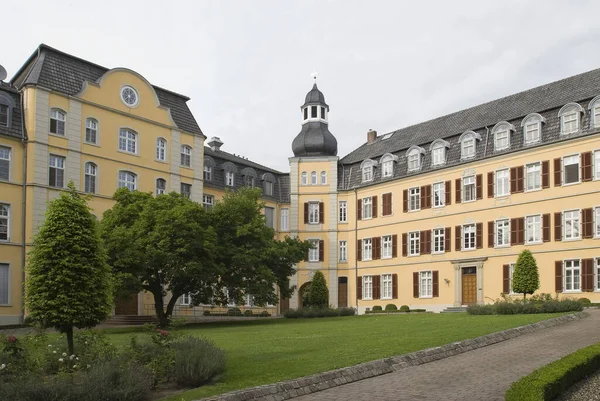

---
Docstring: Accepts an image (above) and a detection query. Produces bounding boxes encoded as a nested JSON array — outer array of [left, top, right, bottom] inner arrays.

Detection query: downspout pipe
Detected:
[[19, 90, 27, 324], [354, 187, 358, 313]]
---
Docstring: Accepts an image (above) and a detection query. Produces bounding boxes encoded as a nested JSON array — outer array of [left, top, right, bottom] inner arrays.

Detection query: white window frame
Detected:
[[419, 271, 433, 298], [508, 263, 518, 295], [461, 136, 475, 159], [0, 263, 9, 305], [156, 138, 167, 162], [596, 257, 600, 292], [118, 128, 137, 154], [407, 149, 421, 172], [495, 219, 510, 248], [431, 144, 445, 166], [525, 162, 542, 192], [362, 238, 372, 261], [308, 239, 319, 262], [320, 171, 327, 185], [264, 180, 273, 195], [180, 293, 192, 306], [0, 204, 9, 242], [563, 154, 580, 185], [594, 105, 600, 129], [180, 183, 192, 198], [204, 166, 212, 181], [409, 231, 420, 256], [49, 154, 65, 188], [156, 178, 167, 196], [561, 112, 579, 135], [202, 194, 214, 211], [563, 209, 581, 241], [308, 202, 320, 225], [564, 259, 581, 292], [85, 118, 98, 144], [595, 207, 600, 238], [50, 108, 66, 135], [118, 171, 137, 191], [362, 163, 374, 182], [594, 150, 600, 180], [84, 162, 97, 194], [381, 235, 392, 259], [0, 104, 8, 127], [494, 129, 510, 151], [362, 197, 373, 219], [339, 201, 347, 223], [433, 228, 445, 254], [339, 240, 347, 262], [381, 274, 392, 300], [280, 208, 289, 231], [463, 224, 476, 250], [409, 187, 420, 212], [310, 171, 317, 185], [495, 169, 510, 197], [432, 182, 444, 208], [301, 172, 308, 186], [225, 171, 235, 186], [362, 276, 373, 300], [463, 175, 476, 203], [0, 145, 10, 181], [382, 159, 393, 178], [181, 145, 192, 167], [525, 214, 542, 244]]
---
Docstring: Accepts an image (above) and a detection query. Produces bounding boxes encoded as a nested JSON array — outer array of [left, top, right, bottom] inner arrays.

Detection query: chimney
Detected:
[[207, 136, 224, 151], [367, 129, 377, 144]]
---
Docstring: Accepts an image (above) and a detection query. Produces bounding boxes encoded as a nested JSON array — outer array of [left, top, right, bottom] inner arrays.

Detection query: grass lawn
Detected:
[[89, 313, 565, 401]]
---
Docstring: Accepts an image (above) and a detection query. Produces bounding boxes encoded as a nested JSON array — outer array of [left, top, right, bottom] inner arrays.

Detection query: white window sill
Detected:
[[362, 217, 373, 221], [419, 295, 433, 299], [524, 140, 541, 146], [561, 131, 580, 136], [180, 165, 193, 170], [525, 187, 542, 193], [380, 297, 392, 301], [463, 199, 476, 203], [462, 248, 476, 252], [363, 297, 373, 301], [382, 175, 393, 179], [382, 213, 394, 218], [408, 253, 420, 257], [563, 290, 583, 294], [84, 141, 100, 147], [495, 244, 511, 249], [495, 194, 510, 199], [362, 258, 373, 262], [563, 237, 582, 242], [49, 132, 67, 139], [526, 241, 543, 246], [562, 181, 581, 187], [307, 260, 319, 263], [381, 256, 392, 260], [155, 159, 169, 164], [408, 209, 421, 213], [432, 251, 445, 255], [339, 221, 348, 224], [117, 149, 139, 157], [339, 260, 347, 263], [433, 204, 445, 209]]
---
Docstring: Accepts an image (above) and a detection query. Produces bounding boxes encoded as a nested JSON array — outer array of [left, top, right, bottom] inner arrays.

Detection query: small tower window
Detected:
[[311, 106, 318, 118], [321, 107, 326, 119], [0, 105, 8, 127], [304, 108, 308, 120]]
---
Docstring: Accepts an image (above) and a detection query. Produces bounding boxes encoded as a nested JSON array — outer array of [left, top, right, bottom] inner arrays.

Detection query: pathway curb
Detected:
[[199, 312, 588, 401]]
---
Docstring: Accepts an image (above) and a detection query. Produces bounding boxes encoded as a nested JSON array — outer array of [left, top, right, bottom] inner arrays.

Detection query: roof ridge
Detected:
[[204, 147, 285, 174]]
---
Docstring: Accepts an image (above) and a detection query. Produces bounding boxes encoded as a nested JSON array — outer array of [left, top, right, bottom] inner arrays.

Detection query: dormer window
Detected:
[[262, 173, 276, 195], [50, 108, 66, 135], [521, 113, 546, 145], [430, 139, 449, 166], [0, 94, 15, 129], [361, 160, 376, 183], [492, 122, 515, 152], [242, 168, 257, 187], [380, 153, 398, 178], [406, 146, 425, 172], [0, 105, 8, 127], [459, 131, 481, 160], [588, 96, 600, 129], [559, 102, 584, 135]]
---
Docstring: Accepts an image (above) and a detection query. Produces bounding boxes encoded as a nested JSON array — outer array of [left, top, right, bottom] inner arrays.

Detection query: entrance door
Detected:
[[115, 292, 138, 315], [279, 295, 290, 314], [461, 267, 477, 305], [338, 277, 348, 308]]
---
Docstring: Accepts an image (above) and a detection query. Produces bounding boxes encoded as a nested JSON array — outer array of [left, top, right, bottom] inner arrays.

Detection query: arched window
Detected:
[[406, 146, 425, 172], [242, 168, 257, 187], [156, 138, 167, 161], [492, 122, 515, 152], [118, 128, 137, 154], [84, 162, 97, 194], [320, 171, 327, 185], [180, 145, 192, 167], [156, 178, 167, 195], [0, 94, 14, 128], [301, 171, 308, 185], [262, 173, 276, 196], [459, 131, 481, 160], [222, 162, 237, 186], [360, 160, 376, 183], [310, 171, 317, 185], [204, 156, 215, 182], [85, 118, 98, 144], [588, 96, 600, 129], [558, 102, 584, 135], [118, 171, 137, 191], [380, 153, 398, 178], [430, 139, 449, 166], [521, 113, 546, 145], [50, 108, 66, 135]]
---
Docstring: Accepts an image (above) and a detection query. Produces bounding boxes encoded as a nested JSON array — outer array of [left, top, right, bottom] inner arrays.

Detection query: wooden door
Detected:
[[115, 292, 138, 315], [461, 267, 477, 305], [279, 295, 290, 314], [338, 277, 348, 308]]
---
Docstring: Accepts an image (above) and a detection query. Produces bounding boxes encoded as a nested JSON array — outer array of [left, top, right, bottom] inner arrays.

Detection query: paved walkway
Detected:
[[295, 309, 600, 401]]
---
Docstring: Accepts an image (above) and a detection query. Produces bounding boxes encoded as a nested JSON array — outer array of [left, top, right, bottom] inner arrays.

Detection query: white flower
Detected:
[[0, 364, 6, 370], [84, 341, 88, 345], [69, 355, 75, 360], [76, 357, 79, 361], [52, 350, 57, 354], [72, 364, 77, 368], [62, 352, 67, 357], [58, 358, 64, 363], [48, 344, 52, 347], [86, 364, 91, 368]]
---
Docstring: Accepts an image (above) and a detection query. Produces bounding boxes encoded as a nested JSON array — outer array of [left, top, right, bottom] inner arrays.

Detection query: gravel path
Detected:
[[556, 370, 600, 401]]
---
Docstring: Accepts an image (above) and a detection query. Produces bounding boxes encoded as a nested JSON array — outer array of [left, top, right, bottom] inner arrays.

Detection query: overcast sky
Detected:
[[4, 0, 600, 171]]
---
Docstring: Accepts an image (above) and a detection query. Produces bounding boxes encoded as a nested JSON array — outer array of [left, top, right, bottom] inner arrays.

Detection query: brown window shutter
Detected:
[[554, 158, 562, 187], [303, 202, 309, 224], [403, 189, 408, 213], [382, 193, 388, 216], [455, 225, 461, 251], [402, 233, 408, 257], [420, 230, 426, 254], [582, 152, 593, 182], [510, 167, 516, 193], [420, 186, 427, 210], [426, 230, 432, 254], [382, 193, 391, 216], [392, 234, 398, 258], [445, 180, 452, 205], [319, 202, 324, 224], [372, 195, 378, 218], [374, 237, 381, 260], [555, 261, 563, 293], [554, 212, 562, 241], [357, 276, 363, 300], [432, 271, 439, 297], [487, 172, 494, 198], [517, 166, 524, 193], [318, 240, 324, 262], [392, 274, 398, 299], [583, 208, 593, 238], [582, 259, 595, 292], [476, 222, 483, 249], [503, 265, 510, 293], [510, 218, 518, 246], [517, 218, 525, 245], [413, 272, 419, 298], [542, 160, 550, 188], [356, 239, 362, 261], [357, 199, 362, 220], [476, 174, 483, 200], [455, 178, 462, 203], [426, 185, 432, 208], [543, 213, 551, 242], [445, 227, 451, 252], [423, 185, 431, 209], [488, 221, 494, 248], [373, 275, 381, 299]]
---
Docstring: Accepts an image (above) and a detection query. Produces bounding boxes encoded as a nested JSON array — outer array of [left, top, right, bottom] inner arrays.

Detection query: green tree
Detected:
[[100, 189, 216, 327], [308, 271, 329, 309], [511, 249, 540, 299], [26, 183, 113, 354]]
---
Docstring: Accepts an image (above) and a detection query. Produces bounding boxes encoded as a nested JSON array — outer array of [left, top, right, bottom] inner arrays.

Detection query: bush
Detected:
[[260, 311, 270, 317], [171, 336, 226, 387], [283, 307, 355, 318], [309, 271, 329, 309], [467, 298, 583, 315], [399, 305, 410, 312], [338, 307, 356, 316], [372, 305, 383, 311], [203, 310, 211, 316], [466, 304, 496, 315], [243, 310, 253, 317], [578, 298, 592, 306], [505, 342, 600, 401], [227, 308, 242, 316], [384, 304, 397, 311]]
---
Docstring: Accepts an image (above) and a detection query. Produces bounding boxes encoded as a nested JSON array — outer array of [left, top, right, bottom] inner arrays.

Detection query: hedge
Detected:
[[283, 308, 356, 318], [467, 299, 583, 315], [365, 309, 427, 314], [505, 342, 600, 401]]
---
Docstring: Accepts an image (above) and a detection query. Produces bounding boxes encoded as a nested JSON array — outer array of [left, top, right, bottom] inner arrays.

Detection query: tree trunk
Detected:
[[65, 325, 74, 355], [153, 291, 168, 327], [523, 293, 527, 301], [165, 293, 180, 325]]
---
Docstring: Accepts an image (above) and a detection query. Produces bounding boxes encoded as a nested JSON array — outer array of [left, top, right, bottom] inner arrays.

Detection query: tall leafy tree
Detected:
[[26, 183, 113, 354], [100, 189, 216, 327], [308, 271, 329, 309], [512, 249, 540, 299]]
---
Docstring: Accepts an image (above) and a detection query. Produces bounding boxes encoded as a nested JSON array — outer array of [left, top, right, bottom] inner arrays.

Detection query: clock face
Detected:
[[121, 86, 138, 107]]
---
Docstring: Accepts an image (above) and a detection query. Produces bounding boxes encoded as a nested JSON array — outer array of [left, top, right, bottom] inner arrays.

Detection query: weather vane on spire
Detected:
[[310, 72, 318, 83]]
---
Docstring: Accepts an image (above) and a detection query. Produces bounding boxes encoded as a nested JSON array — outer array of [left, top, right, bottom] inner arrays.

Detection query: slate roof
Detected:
[[10, 44, 202, 136], [0, 81, 25, 140], [341, 68, 600, 164]]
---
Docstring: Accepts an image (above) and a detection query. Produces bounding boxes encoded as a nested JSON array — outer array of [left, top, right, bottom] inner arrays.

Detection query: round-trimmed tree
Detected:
[[511, 249, 540, 300], [26, 183, 113, 354], [308, 271, 329, 309]]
